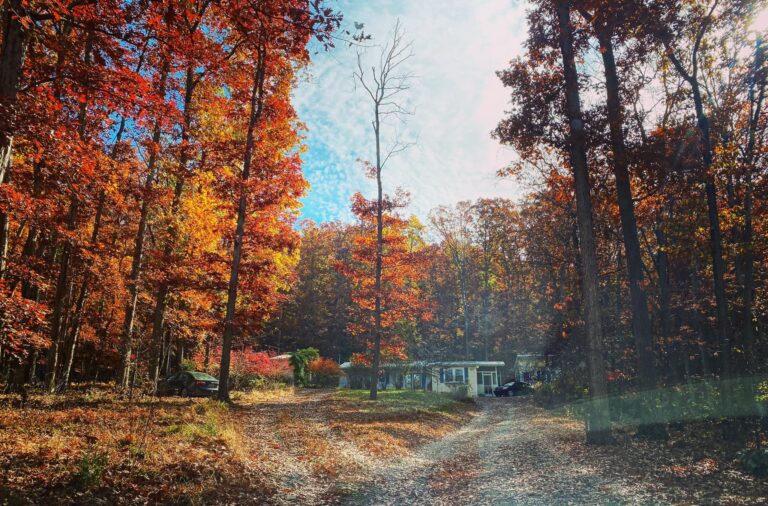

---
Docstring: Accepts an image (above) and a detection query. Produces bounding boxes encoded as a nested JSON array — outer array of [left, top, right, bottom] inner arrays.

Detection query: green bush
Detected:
[[534, 377, 586, 408], [738, 448, 768, 477], [180, 359, 197, 372], [288, 348, 320, 386], [445, 384, 472, 400], [74, 452, 108, 490]]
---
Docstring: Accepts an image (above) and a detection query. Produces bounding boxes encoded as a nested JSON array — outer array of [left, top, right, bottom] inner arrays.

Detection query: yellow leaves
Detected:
[[179, 173, 225, 255]]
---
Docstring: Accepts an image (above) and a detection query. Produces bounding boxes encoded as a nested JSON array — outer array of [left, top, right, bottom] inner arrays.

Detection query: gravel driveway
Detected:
[[343, 397, 660, 506]]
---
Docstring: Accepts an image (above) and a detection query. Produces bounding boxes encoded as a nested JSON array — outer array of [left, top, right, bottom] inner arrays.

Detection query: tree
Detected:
[[337, 194, 430, 395], [353, 19, 414, 400], [495, 0, 613, 443], [650, 0, 735, 385], [216, 0, 340, 401], [576, 0, 667, 439], [554, 0, 612, 444], [430, 203, 476, 360]]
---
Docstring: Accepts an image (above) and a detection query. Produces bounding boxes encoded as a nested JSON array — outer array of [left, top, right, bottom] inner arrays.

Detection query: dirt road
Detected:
[[343, 397, 659, 505]]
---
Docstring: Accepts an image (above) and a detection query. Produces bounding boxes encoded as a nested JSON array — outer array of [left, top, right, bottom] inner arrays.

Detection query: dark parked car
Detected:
[[158, 371, 219, 397], [494, 381, 534, 397]]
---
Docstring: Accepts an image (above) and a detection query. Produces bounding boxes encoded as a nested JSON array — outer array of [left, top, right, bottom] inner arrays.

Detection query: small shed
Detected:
[[511, 354, 555, 383]]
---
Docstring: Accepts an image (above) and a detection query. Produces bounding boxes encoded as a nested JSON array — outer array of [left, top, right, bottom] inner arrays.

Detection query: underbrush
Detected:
[[233, 383, 295, 403], [527, 404, 768, 504], [533, 376, 768, 486], [1, 384, 479, 504], [0, 385, 267, 504], [535, 376, 767, 430]]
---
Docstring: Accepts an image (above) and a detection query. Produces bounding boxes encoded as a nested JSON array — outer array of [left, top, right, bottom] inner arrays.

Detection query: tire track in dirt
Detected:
[[343, 398, 661, 505]]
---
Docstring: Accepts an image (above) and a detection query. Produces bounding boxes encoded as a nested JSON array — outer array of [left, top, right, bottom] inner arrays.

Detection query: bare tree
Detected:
[[354, 19, 414, 400]]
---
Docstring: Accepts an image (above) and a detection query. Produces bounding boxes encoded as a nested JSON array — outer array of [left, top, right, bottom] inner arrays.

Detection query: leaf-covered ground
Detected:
[[0, 386, 477, 505], [2, 388, 766, 505], [343, 397, 768, 505]]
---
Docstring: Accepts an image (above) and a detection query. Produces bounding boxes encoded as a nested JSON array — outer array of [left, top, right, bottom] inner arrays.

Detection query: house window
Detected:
[[442, 367, 466, 384]]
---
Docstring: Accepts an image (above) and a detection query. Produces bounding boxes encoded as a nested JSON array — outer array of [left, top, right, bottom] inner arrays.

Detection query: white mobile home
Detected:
[[340, 360, 505, 397], [430, 361, 505, 397]]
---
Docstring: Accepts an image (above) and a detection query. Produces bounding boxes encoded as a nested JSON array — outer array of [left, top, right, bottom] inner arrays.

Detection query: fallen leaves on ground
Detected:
[[0, 386, 478, 505]]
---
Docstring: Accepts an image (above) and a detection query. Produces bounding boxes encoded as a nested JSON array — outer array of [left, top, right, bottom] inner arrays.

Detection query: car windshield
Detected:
[[188, 372, 217, 381]]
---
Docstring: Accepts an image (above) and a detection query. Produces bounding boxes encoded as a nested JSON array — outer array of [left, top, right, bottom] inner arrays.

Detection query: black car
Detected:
[[158, 371, 219, 397], [494, 381, 534, 397]]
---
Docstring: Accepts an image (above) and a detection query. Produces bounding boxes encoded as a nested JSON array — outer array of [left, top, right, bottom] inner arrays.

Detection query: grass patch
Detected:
[[326, 389, 479, 458], [238, 385, 296, 404], [176, 399, 242, 451], [334, 389, 466, 413]]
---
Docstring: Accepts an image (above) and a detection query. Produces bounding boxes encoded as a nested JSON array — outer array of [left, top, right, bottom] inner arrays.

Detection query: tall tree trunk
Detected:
[[218, 45, 267, 402], [60, 192, 106, 391], [370, 99, 384, 400], [119, 122, 163, 387], [591, 20, 666, 439], [123, 64, 187, 390], [655, 211, 677, 378], [556, 0, 612, 445], [664, 41, 733, 415], [689, 261, 710, 376], [163, 328, 173, 377], [0, 170, 9, 278], [0, 1, 28, 385], [45, 201, 78, 392], [741, 35, 764, 369], [47, 32, 93, 393], [61, 285, 85, 389], [28, 348, 38, 384], [118, 66, 166, 388], [0, 0, 28, 191], [18, 160, 43, 298], [692, 65, 735, 424], [145, 174, 184, 390]]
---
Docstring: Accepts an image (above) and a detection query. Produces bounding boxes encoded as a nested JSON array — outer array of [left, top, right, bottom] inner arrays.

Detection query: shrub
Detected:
[[288, 348, 320, 386], [193, 347, 292, 391], [74, 452, 108, 490], [308, 357, 342, 387], [180, 359, 197, 372], [534, 376, 586, 408], [738, 448, 768, 477], [179, 400, 237, 444], [445, 384, 472, 400]]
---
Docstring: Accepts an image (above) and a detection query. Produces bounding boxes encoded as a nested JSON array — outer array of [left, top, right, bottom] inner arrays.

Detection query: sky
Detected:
[[292, 0, 530, 223]]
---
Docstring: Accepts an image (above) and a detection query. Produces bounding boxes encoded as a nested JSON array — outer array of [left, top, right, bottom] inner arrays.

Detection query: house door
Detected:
[[478, 371, 495, 395]]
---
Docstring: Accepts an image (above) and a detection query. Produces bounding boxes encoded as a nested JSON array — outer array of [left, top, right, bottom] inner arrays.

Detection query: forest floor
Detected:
[[343, 397, 768, 505], [0, 385, 476, 505], [1, 387, 766, 505]]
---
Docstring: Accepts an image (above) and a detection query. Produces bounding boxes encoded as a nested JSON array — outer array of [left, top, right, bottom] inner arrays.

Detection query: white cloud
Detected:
[[293, 0, 529, 222]]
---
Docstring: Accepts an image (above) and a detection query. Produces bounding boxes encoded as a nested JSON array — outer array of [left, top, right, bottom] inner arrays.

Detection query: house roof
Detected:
[[512, 354, 550, 368], [429, 361, 505, 367], [340, 360, 505, 369]]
